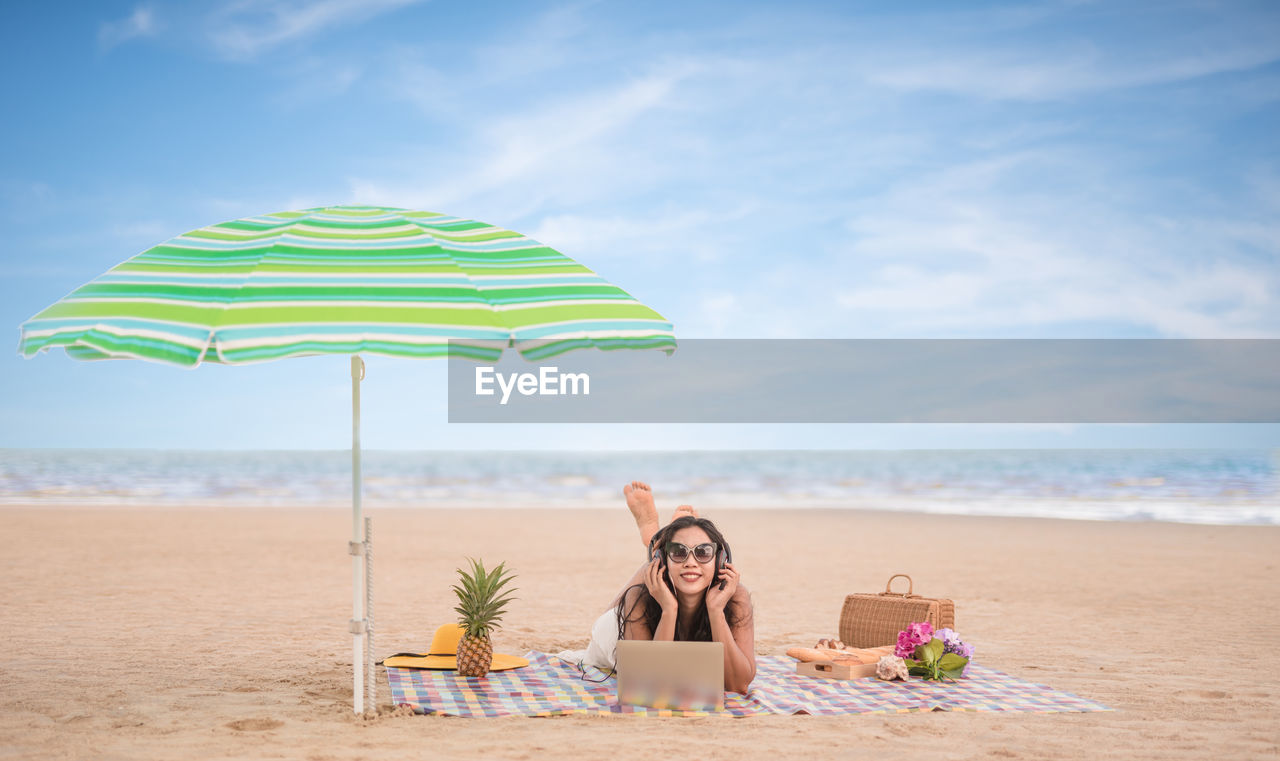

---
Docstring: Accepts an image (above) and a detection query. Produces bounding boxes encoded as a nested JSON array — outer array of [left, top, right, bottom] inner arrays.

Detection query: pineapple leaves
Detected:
[[453, 557, 518, 638]]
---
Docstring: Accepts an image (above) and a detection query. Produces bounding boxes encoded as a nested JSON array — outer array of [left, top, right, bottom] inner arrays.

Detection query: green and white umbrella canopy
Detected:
[[19, 204, 675, 366]]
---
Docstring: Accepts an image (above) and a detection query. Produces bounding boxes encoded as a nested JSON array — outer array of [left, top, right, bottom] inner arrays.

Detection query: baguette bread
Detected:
[[786, 645, 894, 665], [786, 647, 846, 663]]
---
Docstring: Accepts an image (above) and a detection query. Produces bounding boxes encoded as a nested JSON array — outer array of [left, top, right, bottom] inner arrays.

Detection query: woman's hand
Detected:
[[644, 558, 677, 613], [815, 638, 846, 650], [705, 562, 739, 613]]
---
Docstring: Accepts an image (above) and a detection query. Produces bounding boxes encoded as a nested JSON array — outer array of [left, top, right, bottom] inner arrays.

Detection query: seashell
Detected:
[[876, 655, 910, 682]]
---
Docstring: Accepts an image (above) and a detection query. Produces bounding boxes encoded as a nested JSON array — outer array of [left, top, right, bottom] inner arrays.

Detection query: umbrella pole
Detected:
[[350, 355, 366, 714]]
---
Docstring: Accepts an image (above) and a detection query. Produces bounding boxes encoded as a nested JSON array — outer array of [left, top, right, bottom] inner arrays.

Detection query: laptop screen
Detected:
[[615, 640, 725, 711]]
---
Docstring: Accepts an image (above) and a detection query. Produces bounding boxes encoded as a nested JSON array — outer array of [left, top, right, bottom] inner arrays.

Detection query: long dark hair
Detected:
[[615, 516, 749, 643]]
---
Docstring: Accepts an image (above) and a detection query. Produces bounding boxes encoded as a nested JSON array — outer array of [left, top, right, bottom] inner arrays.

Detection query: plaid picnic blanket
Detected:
[[385, 652, 1112, 717]]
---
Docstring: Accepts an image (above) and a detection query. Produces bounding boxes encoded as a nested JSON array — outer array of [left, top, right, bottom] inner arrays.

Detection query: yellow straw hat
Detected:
[[381, 623, 529, 671]]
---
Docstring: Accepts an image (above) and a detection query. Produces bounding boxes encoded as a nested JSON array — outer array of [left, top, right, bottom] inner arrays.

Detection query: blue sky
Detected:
[[2, 0, 1278, 449]]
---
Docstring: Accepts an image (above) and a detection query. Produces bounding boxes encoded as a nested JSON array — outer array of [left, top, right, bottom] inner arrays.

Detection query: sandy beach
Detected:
[[1, 504, 1277, 760]]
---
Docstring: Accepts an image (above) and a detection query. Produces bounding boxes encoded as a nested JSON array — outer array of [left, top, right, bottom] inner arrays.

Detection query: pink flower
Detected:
[[895, 621, 936, 658], [894, 630, 917, 659], [907, 621, 934, 645]]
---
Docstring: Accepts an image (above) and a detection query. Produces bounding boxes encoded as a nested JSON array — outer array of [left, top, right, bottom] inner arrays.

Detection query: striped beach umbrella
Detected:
[[19, 204, 675, 365], [18, 204, 675, 715]]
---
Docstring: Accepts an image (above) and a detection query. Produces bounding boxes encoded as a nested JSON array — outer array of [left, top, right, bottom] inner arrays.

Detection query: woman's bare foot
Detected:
[[624, 481, 659, 548], [672, 504, 699, 522]]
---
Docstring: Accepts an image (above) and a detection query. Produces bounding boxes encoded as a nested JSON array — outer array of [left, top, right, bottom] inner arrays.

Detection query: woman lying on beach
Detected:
[[568, 481, 756, 694]]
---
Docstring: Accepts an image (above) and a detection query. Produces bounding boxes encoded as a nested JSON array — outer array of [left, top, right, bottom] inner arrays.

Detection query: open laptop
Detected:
[[615, 640, 725, 712]]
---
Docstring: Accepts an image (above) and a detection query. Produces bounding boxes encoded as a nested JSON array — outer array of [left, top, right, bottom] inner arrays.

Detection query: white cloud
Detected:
[[99, 6, 158, 50], [348, 61, 698, 217], [864, 45, 1280, 101], [525, 204, 757, 261], [207, 0, 423, 60], [272, 57, 364, 106], [857, 9, 1280, 101], [829, 154, 1280, 337], [635, 151, 1279, 340]]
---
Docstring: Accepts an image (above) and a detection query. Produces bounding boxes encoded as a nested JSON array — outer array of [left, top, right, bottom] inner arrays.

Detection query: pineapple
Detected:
[[452, 558, 517, 677]]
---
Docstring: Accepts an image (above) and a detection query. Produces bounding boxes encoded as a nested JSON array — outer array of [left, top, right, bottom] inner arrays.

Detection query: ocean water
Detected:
[[1, 449, 1277, 525]]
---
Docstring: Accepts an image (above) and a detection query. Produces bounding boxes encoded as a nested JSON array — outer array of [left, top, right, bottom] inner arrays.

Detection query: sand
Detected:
[[1, 504, 1278, 760]]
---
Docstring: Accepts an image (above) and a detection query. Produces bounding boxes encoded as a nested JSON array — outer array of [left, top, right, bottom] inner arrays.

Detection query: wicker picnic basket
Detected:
[[838, 574, 955, 648]]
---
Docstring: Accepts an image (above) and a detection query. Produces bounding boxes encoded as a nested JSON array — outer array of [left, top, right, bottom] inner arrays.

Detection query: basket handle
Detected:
[[883, 574, 914, 596]]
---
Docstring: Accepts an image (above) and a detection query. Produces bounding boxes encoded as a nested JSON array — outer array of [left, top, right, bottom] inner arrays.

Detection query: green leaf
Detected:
[[938, 654, 968, 672], [919, 638, 944, 664], [454, 557, 518, 633]]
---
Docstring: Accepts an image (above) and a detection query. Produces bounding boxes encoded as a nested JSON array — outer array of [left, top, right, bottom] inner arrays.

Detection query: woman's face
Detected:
[[664, 525, 716, 597]]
